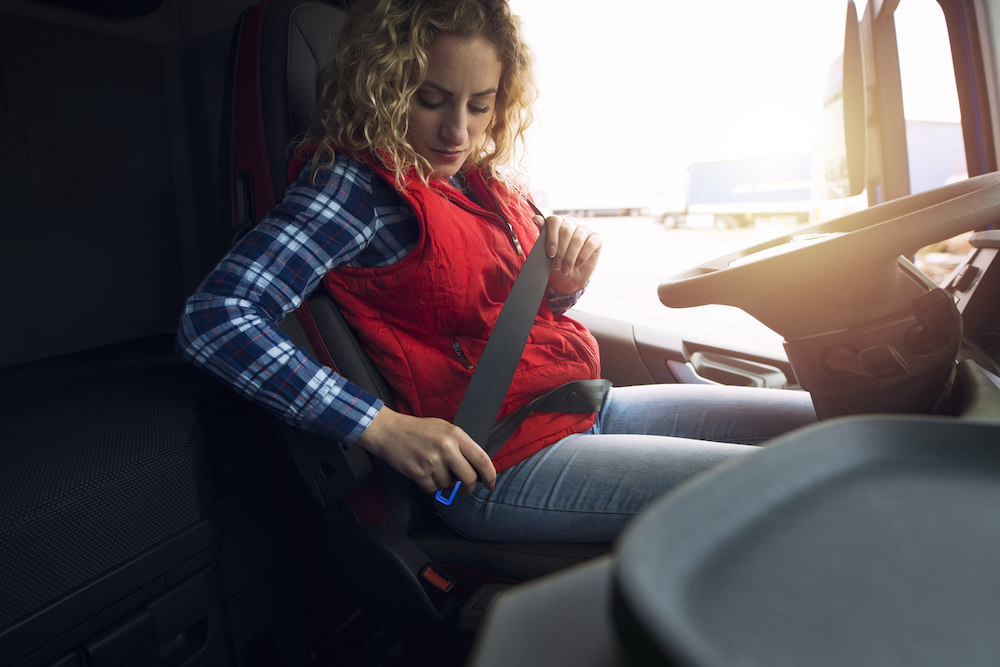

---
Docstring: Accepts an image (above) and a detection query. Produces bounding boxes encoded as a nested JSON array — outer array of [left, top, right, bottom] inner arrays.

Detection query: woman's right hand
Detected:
[[354, 407, 497, 495]]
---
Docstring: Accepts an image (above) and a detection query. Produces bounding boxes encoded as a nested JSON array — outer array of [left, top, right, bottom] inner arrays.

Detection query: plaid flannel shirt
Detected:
[[177, 154, 583, 445]]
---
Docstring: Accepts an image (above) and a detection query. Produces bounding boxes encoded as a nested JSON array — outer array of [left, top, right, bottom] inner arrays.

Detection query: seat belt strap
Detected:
[[449, 230, 552, 451], [436, 203, 610, 506], [485, 378, 610, 457]]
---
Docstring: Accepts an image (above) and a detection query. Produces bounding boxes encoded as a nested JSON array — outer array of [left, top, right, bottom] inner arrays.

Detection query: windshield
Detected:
[[508, 0, 966, 356]]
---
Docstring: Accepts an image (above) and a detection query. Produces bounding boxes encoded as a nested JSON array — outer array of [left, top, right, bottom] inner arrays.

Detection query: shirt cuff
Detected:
[[546, 282, 587, 314], [297, 371, 386, 446]]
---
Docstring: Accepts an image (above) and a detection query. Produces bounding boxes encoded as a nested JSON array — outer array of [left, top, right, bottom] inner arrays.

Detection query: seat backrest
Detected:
[[223, 0, 432, 530], [222, 0, 348, 237], [224, 0, 396, 407]]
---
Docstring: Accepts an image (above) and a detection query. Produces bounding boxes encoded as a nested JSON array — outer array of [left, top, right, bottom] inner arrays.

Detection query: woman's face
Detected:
[[407, 35, 503, 179]]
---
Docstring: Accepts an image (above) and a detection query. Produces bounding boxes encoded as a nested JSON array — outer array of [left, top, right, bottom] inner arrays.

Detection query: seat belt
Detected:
[[435, 207, 611, 506], [485, 377, 610, 453]]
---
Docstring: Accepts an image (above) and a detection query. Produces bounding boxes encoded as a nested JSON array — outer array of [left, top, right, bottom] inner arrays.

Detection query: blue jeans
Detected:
[[437, 384, 817, 543]]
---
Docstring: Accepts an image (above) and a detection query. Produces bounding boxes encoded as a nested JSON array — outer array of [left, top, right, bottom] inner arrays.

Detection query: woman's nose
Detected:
[[441, 108, 468, 146]]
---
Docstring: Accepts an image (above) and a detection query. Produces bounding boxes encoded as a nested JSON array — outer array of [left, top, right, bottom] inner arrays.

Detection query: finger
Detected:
[[440, 452, 479, 493], [552, 217, 582, 272], [460, 438, 497, 492], [577, 234, 604, 266], [538, 215, 566, 269], [430, 467, 461, 493], [432, 424, 489, 492], [411, 461, 446, 494], [417, 449, 454, 494], [560, 226, 592, 274], [573, 230, 602, 268], [417, 451, 469, 495], [538, 216, 558, 264]]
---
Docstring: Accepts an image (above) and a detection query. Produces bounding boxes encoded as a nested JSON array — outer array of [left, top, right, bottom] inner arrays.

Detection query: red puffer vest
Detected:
[[323, 156, 601, 473]]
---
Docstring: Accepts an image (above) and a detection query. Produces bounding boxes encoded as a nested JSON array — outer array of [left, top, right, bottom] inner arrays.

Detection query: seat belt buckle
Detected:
[[419, 563, 456, 595], [435, 481, 461, 505], [419, 562, 457, 611]]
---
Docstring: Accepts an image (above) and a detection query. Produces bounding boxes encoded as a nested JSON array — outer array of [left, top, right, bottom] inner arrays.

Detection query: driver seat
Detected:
[[220, 0, 609, 625]]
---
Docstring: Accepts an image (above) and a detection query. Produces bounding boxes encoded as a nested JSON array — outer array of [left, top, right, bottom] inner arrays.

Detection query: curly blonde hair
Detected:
[[298, 0, 536, 186]]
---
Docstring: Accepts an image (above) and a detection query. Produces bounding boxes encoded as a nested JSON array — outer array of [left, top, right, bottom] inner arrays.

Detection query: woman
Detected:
[[177, 0, 816, 543]]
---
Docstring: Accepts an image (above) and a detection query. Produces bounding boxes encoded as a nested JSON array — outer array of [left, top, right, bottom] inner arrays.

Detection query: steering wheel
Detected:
[[658, 172, 1000, 341]]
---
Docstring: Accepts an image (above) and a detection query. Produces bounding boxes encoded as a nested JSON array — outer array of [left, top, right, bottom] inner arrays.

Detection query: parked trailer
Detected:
[[655, 154, 816, 228]]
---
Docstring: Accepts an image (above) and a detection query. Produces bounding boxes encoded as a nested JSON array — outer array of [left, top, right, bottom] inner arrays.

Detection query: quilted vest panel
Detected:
[[324, 159, 600, 472]]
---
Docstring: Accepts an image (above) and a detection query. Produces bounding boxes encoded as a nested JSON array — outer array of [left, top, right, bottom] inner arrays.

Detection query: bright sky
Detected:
[[506, 0, 961, 208]]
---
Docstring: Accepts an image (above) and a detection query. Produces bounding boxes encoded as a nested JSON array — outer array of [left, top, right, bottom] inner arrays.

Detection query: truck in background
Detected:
[[539, 181, 650, 218], [905, 119, 967, 193], [536, 119, 960, 226], [652, 153, 816, 229]]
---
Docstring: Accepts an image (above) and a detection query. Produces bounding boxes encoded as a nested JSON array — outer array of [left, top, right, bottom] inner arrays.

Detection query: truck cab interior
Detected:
[[2, 0, 1000, 666]]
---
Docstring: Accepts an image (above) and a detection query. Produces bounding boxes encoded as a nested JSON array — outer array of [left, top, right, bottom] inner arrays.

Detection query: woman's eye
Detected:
[[469, 104, 491, 115], [416, 96, 444, 110]]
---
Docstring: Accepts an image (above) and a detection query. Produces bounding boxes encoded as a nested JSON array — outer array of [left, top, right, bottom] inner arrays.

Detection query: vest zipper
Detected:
[[444, 186, 526, 258], [504, 220, 524, 256], [453, 338, 476, 369], [485, 185, 526, 257]]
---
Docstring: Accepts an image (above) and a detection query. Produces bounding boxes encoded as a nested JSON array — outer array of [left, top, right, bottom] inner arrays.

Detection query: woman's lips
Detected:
[[432, 148, 464, 163]]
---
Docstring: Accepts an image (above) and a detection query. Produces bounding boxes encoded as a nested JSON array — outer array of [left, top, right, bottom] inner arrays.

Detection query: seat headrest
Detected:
[[286, 3, 349, 137]]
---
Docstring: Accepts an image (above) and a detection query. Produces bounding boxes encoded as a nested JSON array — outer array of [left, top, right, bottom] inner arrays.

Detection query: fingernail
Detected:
[[548, 245, 556, 258], [553, 258, 562, 272]]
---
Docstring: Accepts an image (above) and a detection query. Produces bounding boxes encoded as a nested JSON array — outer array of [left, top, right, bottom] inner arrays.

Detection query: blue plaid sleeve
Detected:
[[177, 155, 415, 445], [546, 283, 586, 315]]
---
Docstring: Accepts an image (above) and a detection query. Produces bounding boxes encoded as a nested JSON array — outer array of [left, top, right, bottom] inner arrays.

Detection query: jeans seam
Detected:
[[462, 494, 638, 517]]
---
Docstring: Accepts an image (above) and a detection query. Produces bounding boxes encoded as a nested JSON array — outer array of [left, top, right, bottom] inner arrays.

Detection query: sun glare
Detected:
[[505, 0, 963, 352], [508, 0, 849, 205]]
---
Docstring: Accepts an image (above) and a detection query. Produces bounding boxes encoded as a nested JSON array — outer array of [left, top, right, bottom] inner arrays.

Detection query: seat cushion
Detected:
[[0, 334, 218, 630]]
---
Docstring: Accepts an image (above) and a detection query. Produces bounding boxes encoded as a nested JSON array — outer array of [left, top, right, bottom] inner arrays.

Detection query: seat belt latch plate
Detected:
[[435, 481, 461, 505]]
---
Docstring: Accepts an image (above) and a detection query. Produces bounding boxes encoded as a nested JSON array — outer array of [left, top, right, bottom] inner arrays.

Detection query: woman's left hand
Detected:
[[533, 215, 602, 295]]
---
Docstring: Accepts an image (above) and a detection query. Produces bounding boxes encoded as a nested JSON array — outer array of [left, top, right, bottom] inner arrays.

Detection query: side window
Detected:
[[895, 0, 973, 283]]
